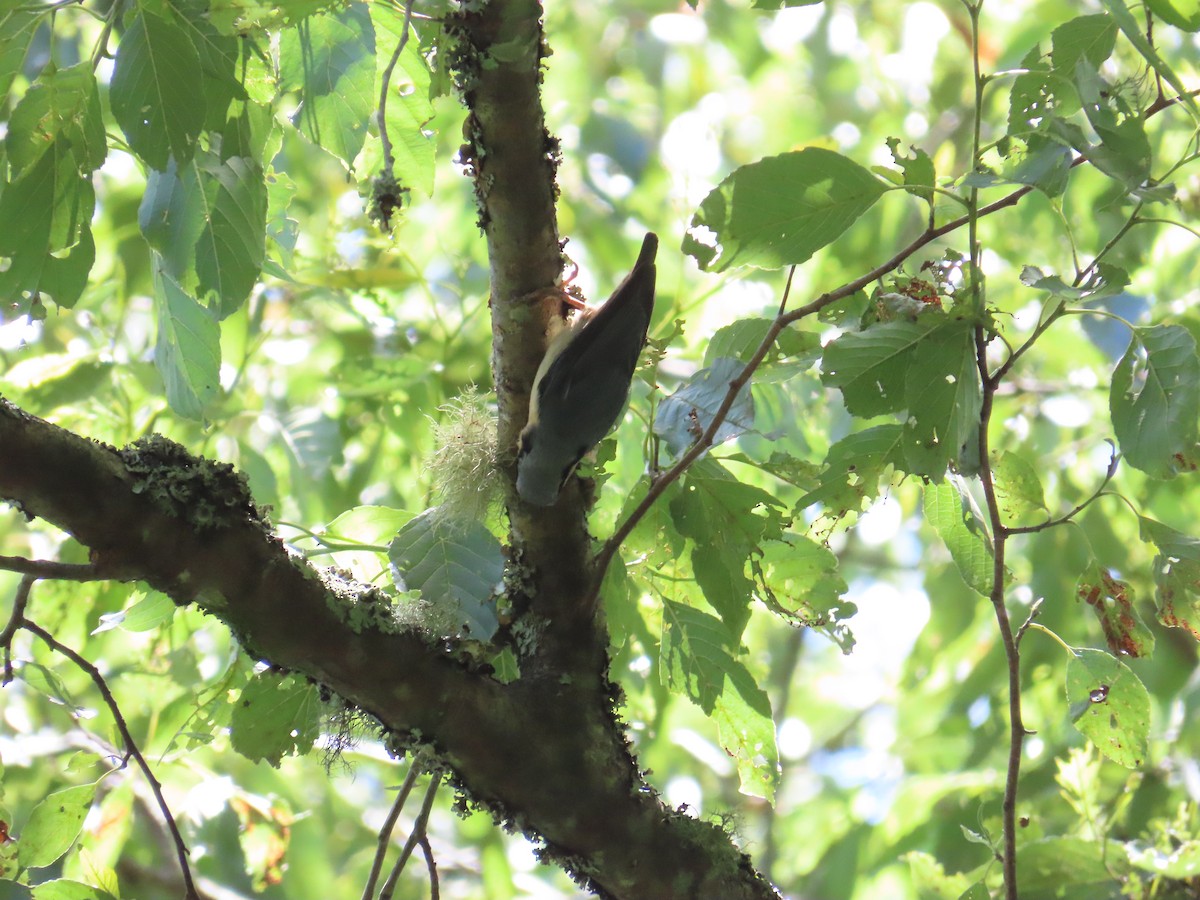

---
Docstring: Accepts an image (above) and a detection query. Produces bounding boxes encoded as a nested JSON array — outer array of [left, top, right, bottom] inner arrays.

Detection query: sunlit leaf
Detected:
[[1066, 648, 1150, 768], [230, 674, 322, 767], [1111, 325, 1200, 478], [685, 148, 887, 272], [670, 460, 786, 635], [661, 602, 779, 802], [279, 3, 376, 167], [17, 783, 96, 868], [110, 8, 205, 169], [150, 259, 221, 420], [31, 880, 116, 900], [796, 425, 905, 521], [992, 450, 1048, 525], [924, 480, 993, 597], [1145, 0, 1200, 30]]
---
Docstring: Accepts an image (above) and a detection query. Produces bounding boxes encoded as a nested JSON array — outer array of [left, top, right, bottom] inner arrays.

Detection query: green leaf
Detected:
[[151, 259, 221, 419], [31, 880, 116, 900], [92, 589, 162, 634], [230, 673, 322, 767], [198, 155, 268, 316], [1054, 60, 1152, 190], [388, 507, 502, 640], [121, 591, 178, 632], [1146, 0, 1200, 30], [183, 7, 248, 132], [684, 147, 887, 272], [1076, 563, 1154, 658], [796, 424, 905, 520], [703, 317, 821, 376], [992, 449, 1048, 525], [323, 505, 414, 547], [1065, 648, 1150, 768], [751, 0, 823, 7], [905, 851, 974, 899], [139, 151, 267, 318], [1050, 14, 1118, 73], [1016, 837, 1123, 895], [924, 480, 993, 597], [822, 313, 980, 479], [1110, 325, 1200, 478], [279, 3, 376, 167], [670, 460, 786, 635], [884, 137, 935, 212], [18, 783, 96, 868], [655, 357, 756, 458], [822, 317, 942, 417], [661, 602, 779, 802], [756, 537, 854, 652], [0, 138, 96, 308], [110, 8, 205, 169], [1098, 0, 1200, 120], [18, 661, 83, 713], [7, 63, 106, 177], [0, 9, 40, 108], [1125, 838, 1200, 878], [1139, 517, 1200, 640], [901, 318, 982, 479]]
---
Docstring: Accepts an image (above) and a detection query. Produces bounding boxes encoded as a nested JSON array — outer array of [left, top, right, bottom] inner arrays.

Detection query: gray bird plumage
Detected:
[[516, 233, 658, 506]]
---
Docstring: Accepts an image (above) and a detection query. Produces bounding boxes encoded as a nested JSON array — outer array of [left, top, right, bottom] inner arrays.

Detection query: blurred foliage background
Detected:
[[2, 0, 1200, 897]]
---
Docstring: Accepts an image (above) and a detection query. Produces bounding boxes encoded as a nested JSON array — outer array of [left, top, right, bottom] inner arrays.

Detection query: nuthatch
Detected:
[[516, 232, 658, 506]]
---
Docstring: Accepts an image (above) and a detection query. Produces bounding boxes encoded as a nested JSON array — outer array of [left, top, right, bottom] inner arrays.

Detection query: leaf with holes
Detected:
[[924, 480, 993, 597], [1111, 325, 1200, 478], [1066, 648, 1149, 768], [230, 674, 322, 767], [685, 148, 886, 272], [1076, 563, 1154, 657], [662, 602, 779, 801], [18, 783, 96, 868]]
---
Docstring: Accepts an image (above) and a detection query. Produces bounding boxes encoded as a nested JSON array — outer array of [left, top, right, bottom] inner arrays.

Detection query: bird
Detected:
[[516, 232, 658, 506]]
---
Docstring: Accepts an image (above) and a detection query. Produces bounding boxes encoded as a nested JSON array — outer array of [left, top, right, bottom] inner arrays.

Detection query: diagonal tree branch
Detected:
[[0, 400, 777, 899]]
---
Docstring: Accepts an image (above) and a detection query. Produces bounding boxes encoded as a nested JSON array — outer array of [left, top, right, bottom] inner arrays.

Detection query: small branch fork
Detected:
[[360, 753, 442, 900], [1, 562, 200, 900]]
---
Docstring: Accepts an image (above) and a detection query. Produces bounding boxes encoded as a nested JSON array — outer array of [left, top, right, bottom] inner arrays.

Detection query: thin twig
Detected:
[[20, 619, 200, 900], [1015, 597, 1045, 646], [1005, 445, 1119, 535], [0, 555, 105, 581], [1, 575, 35, 684], [361, 759, 425, 900], [974, 323, 1024, 900], [379, 773, 442, 900], [419, 833, 440, 900]]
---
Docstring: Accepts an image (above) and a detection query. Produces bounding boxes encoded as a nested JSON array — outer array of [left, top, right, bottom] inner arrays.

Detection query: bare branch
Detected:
[[0, 555, 105, 581], [21, 617, 200, 900], [362, 758, 426, 900], [1, 574, 34, 684], [379, 773, 442, 900]]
